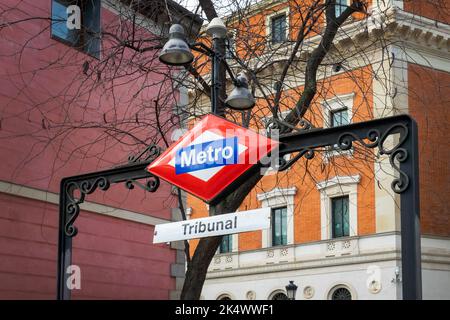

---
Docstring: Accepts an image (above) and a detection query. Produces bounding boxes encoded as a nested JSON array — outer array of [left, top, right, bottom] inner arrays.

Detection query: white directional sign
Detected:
[[152, 208, 270, 244]]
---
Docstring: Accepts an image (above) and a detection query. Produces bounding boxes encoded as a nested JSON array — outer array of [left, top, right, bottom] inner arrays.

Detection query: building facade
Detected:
[[0, 0, 200, 299], [187, 0, 450, 300]]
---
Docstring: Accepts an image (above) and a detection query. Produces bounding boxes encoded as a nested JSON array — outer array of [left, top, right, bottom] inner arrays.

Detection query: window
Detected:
[[258, 187, 296, 248], [317, 175, 359, 240], [225, 35, 236, 59], [335, 0, 347, 17], [330, 287, 352, 300], [51, 0, 101, 58], [271, 292, 288, 300], [271, 207, 287, 246], [271, 14, 286, 44], [330, 108, 349, 127], [219, 235, 232, 253], [331, 196, 350, 238]]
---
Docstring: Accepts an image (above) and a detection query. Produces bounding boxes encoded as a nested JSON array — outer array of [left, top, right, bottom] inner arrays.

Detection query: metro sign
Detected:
[[147, 114, 279, 203]]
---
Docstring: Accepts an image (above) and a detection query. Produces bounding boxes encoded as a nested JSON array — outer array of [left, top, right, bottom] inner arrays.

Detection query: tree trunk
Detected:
[[180, 172, 263, 299], [180, 0, 365, 300]]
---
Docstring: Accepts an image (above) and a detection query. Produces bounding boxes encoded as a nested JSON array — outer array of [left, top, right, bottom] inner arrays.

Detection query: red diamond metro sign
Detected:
[[146, 114, 279, 204]]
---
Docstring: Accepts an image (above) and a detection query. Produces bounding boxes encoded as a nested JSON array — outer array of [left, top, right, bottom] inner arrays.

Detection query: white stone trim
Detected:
[[0, 180, 169, 226], [256, 187, 297, 201], [204, 232, 450, 279], [257, 187, 296, 248], [316, 175, 361, 191], [316, 175, 360, 240]]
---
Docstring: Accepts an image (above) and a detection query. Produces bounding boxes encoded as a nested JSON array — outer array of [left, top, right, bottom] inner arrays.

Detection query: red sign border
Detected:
[[147, 114, 279, 204]]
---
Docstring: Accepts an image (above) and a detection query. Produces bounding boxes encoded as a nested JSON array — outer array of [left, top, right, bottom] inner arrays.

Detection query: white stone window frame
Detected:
[[321, 93, 355, 162], [316, 175, 360, 240], [265, 7, 290, 46], [257, 187, 296, 248]]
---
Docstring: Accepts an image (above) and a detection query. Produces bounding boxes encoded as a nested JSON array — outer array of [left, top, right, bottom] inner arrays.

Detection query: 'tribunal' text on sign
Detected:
[[152, 208, 270, 244]]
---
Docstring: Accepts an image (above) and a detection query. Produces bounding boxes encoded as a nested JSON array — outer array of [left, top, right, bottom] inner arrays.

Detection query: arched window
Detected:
[[270, 291, 288, 300], [330, 286, 352, 300]]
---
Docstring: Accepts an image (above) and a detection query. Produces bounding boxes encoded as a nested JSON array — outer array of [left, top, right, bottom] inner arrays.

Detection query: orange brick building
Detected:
[[185, 0, 449, 300]]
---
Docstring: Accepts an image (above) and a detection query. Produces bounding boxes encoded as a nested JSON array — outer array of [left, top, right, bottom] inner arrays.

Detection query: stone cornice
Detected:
[[316, 175, 361, 191], [256, 187, 297, 202]]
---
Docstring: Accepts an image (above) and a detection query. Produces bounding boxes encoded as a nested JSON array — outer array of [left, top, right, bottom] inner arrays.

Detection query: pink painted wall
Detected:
[[0, 193, 175, 299], [0, 0, 179, 299]]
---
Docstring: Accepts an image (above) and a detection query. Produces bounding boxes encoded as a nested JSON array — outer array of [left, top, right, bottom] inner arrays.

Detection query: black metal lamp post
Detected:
[[285, 280, 298, 300], [158, 19, 255, 114]]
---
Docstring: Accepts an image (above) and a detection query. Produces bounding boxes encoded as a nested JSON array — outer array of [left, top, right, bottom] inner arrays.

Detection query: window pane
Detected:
[[271, 15, 286, 44], [52, 0, 80, 45], [226, 37, 235, 59], [51, 0, 101, 58], [281, 208, 287, 245], [272, 207, 287, 246], [331, 109, 349, 127], [84, 0, 101, 57], [342, 198, 349, 236], [332, 196, 349, 238], [220, 235, 232, 253], [336, 0, 346, 17], [274, 210, 281, 245]]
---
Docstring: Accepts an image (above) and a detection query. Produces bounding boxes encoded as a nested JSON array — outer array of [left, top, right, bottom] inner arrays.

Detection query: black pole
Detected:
[[57, 180, 72, 300], [211, 36, 226, 116], [400, 118, 422, 299]]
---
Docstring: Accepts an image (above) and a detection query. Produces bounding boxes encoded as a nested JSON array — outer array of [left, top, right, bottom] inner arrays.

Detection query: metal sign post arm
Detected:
[[57, 147, 161, 300]]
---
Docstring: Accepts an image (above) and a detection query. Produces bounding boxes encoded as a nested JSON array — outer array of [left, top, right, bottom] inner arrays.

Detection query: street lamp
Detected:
[[285, 280, 298, 300], [159, 24, 194, 66], [225, 73, 255, 110], [158, 20, 255, 114]]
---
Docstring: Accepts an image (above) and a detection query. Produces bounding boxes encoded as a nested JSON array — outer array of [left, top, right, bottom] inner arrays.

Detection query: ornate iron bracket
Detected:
[[58, 144, 162, 300], [278, 118, 411, 195], [266, 117, 314, 136], [277, 114, 421, 300]]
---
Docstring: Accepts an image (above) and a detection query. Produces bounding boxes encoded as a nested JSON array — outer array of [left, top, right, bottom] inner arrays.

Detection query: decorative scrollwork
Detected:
[[336, 124, 409, 194], [128, 144, 162, 164], [389, 148, 409, 193], [79, 177, 110, 194], [298, 118, 313, 131], [266, 117, 313, 135], [337, 129, 380, 150], [125, 175, 160, 193], [64, 177, 111, 237], [278, 148, 315, 171]]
